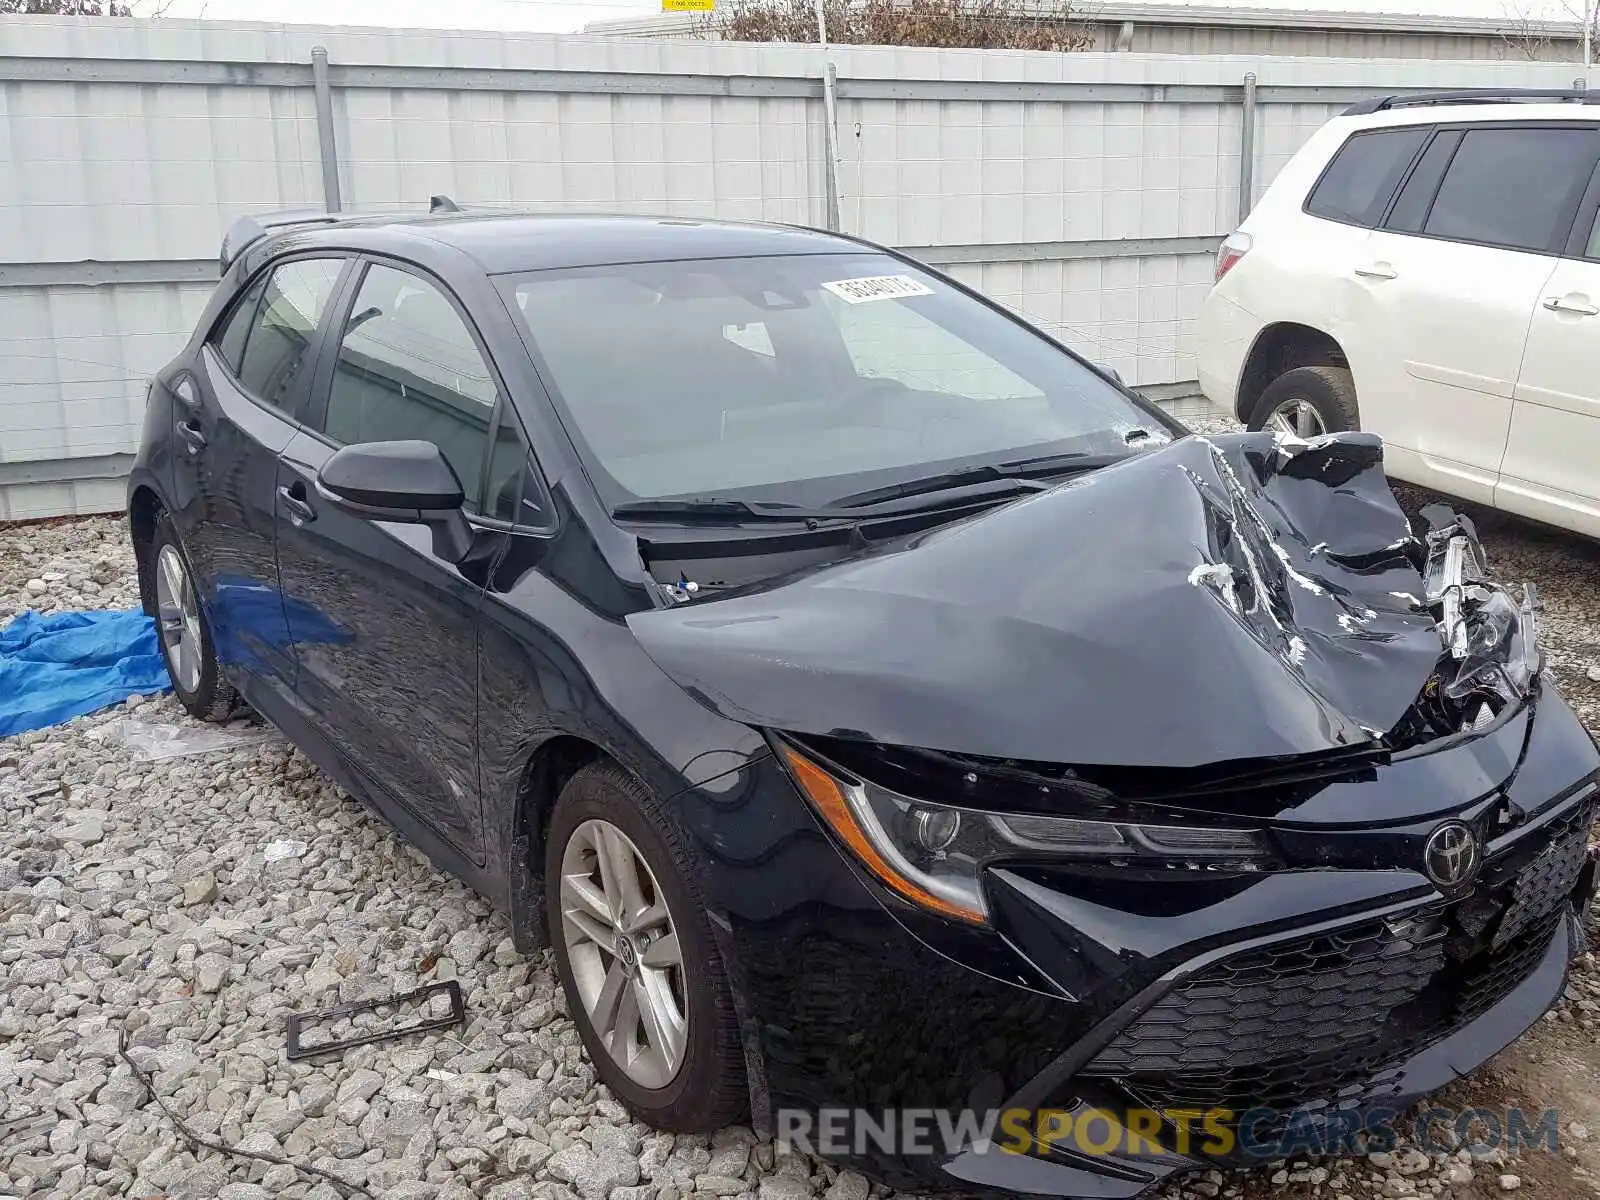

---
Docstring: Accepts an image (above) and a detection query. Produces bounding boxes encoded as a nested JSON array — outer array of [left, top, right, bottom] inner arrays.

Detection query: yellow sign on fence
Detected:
[[662, 0, 715, 10]]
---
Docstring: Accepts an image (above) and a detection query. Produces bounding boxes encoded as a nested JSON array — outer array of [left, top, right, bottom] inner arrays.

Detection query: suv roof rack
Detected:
[[1344, 88, 1599, 116]]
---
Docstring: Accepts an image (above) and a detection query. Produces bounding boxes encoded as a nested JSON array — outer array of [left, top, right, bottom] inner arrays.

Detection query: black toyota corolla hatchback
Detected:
[[130, 209, 1599, 1196]]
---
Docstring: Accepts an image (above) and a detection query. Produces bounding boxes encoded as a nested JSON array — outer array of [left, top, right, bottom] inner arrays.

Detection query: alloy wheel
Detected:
[[1265, 398, 1327, 438], [559, 817, 689, 1089], [155, 543, 203, 694]]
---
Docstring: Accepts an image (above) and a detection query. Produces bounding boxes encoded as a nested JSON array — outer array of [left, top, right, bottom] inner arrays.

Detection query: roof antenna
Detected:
[[429, 195, 462, 214]]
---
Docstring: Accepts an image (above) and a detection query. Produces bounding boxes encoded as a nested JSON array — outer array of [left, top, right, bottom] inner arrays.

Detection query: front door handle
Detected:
[[176, 419, 207, 452], [1354, 262, 1399, 280], [277, 484, 317, 525], [1543, 294, 1600, 316]]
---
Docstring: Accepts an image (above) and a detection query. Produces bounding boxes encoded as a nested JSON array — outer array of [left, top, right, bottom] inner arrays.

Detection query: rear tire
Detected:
[[1247, 365, 1359, 437], [545, 761, 747, 1132], [151, 513, 238, 723]]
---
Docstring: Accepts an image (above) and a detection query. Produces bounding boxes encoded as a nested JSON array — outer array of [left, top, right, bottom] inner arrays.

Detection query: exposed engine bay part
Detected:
[[629, 432, 1542, 770], [1395, 503, 1543, 745]]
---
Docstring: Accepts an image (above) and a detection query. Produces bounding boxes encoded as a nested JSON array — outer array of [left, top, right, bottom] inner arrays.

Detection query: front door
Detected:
[[1500, 245, 1600, 536], [1351, 228, 1554, 504], [168, 255, 347, 693], [275, 259, 504, 860]]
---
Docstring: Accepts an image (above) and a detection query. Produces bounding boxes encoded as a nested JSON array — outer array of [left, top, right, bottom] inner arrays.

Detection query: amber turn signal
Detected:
[[779, 743, 986, 925]]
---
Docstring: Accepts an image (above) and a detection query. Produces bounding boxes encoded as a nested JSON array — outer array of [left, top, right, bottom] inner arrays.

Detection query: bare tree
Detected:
[[0, 0, 132, 11], [1498, 5, 1557, 58], [1497, 0, 1591, 61], [713, 0, 1093, 52]]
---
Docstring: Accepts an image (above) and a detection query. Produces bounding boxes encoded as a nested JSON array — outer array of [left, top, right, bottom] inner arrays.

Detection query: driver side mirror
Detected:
[[316, 440, 474, 563]]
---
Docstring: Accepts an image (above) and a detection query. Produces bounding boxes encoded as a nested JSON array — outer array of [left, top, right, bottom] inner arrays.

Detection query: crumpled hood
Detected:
[[626, 432, 1450, 769]]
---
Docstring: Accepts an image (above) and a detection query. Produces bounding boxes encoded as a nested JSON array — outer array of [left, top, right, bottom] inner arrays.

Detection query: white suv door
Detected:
[[1500, 180, 1600, 536], [1345, 125, 1598, 505]]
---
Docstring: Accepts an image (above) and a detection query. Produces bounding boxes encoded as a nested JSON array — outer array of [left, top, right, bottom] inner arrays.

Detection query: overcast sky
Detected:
[[116, 0, 1587, 35]]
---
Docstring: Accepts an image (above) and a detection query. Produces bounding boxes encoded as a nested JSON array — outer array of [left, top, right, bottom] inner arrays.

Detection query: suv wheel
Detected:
[[152, 514, 239, 722], [546, 761, 747, 1131], [1248, 365, 1359, 437]]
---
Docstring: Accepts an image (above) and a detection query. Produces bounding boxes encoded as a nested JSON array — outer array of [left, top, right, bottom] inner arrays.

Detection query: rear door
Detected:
[[275, 258, 504, 862], [1498, 162, 1600, 535], [1290, 123, 1434, 373], [169, 255, 348, 694], [1352, 123, 1598, 503]]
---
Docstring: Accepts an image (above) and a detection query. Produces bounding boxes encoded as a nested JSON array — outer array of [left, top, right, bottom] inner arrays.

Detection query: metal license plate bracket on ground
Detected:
[[286, 979, 466, 1060]]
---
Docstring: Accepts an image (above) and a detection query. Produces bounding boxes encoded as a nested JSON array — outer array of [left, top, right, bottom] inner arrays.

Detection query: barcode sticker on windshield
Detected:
[[821, 275, 936, 304]]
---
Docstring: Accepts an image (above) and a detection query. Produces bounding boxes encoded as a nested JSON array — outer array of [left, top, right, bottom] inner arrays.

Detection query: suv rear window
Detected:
[[1305, 128, 1428, 227], [1421, 127, 1599, 254]]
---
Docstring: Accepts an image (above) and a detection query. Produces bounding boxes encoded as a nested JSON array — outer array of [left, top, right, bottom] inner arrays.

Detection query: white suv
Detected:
[[1197, 89, 1600, 537]]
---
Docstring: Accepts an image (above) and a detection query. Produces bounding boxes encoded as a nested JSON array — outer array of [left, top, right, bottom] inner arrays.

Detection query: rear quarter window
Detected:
[[213, 275, 266, 374], [1304, 127, 1429, 228]]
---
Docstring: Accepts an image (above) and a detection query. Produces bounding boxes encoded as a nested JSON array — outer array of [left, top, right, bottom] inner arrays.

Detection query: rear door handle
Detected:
[[277, 484, 317, 525], [1354, 262, 1398, 280], [1543, 294, 1599, 316], [176, 419, 207, 452]]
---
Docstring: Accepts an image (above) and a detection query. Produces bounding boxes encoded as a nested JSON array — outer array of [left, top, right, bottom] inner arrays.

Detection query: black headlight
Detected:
[[778, 741, 1273, 925]]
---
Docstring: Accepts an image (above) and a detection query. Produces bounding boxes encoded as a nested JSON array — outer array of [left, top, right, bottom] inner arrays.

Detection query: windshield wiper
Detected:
[[610, 497, 852, 523], [826, 452, 1130, 509], [613, 456, 1135, 526], [613, 481, 1046, 525]]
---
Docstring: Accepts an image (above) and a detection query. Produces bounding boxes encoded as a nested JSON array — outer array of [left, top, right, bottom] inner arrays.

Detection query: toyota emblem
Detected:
[[1423, 822, 1481, 889]]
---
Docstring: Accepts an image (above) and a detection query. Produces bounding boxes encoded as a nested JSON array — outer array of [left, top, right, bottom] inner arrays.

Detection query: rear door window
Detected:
[[1422, 127, 1600, 254], [1305, 128, 1429, 227], [233, 258, 346, 412]]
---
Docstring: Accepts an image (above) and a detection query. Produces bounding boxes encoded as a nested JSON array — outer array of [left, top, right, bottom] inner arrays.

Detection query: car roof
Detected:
[[1339, 89, 1600, 129], [1345, 101, 1600, 129], [262, 211, 868, 274]]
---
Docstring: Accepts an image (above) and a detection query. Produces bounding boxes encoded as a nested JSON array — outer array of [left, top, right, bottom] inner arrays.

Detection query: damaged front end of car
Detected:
[[1397, 503, 1543, 744], [1176, 431, 1551, 762], [630, 431, 1565, 771], [629, 431, 1600, 1194]]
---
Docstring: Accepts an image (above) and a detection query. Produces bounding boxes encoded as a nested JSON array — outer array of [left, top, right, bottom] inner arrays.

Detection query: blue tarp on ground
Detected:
[[0, 609, 171, 738]]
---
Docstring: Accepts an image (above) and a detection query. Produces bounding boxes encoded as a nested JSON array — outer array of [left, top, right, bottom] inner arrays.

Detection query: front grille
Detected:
[[1493, 800, 1595, 948], [1084, 917, 1447, 1077], [1080, 796, 1594, 1135]]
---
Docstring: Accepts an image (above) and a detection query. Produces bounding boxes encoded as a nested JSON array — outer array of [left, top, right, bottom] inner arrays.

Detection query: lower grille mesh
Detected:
[[1081, 797, 1594, 1129]]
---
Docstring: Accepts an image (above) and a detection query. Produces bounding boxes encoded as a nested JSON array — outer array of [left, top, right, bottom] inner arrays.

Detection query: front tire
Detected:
[[545, 761, 747, 1131], [1247, 365, 1359, 437], [151, 514, 238, 723]]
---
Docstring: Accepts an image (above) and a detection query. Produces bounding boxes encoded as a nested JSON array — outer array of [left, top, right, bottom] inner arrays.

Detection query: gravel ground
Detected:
[[4, 437, 1600, 1200]]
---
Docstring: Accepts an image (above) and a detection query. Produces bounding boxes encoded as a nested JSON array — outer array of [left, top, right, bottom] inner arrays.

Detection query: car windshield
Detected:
[[503, 252, 1159, 509]]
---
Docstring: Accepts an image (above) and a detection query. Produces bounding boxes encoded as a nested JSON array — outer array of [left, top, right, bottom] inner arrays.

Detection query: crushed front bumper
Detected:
[[946, 899, 1585, 1197], [695, 694, 1600, 1199], [926, 788, 1595, 1196], [1079, 793, 1596, 1121]]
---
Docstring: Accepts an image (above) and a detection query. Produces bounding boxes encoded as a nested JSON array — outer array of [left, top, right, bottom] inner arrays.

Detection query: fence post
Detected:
[[1238, 71, 1257, 226], [311, 46, 343, 213], [821, 62, 842, 232]]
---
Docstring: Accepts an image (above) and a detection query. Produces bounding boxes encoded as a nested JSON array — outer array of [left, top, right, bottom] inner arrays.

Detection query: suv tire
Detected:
[[546, 761, 747, 1132], [151, 513, 239, 722], [1247, 365, 1359, 437]]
